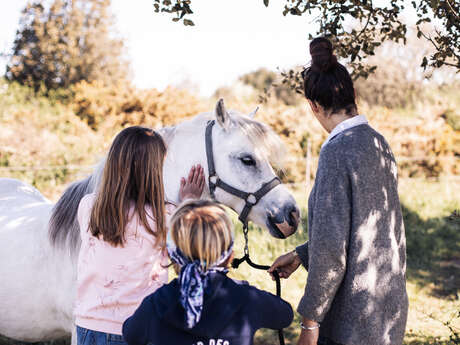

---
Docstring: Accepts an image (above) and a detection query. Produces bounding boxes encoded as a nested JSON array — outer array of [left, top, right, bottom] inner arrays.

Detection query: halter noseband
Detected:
[[205, 120, 282, 235]]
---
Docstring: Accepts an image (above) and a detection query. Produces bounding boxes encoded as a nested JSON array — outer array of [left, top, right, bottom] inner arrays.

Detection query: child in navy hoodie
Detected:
[[123, 199, 293, 345]]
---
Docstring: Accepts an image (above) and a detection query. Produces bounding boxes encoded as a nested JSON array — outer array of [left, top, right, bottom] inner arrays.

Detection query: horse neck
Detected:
[[162, 118, 210, 204]]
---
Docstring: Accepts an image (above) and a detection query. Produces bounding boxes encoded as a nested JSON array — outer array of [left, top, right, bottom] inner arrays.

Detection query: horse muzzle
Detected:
[[266, 203, 300, 239]]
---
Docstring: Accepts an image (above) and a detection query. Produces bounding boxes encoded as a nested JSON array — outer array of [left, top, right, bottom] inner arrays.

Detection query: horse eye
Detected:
[[240, 155, 256, 166]]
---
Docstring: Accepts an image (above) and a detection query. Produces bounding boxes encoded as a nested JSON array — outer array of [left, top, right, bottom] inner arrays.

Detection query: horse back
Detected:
[[0, 178, 50, 208]]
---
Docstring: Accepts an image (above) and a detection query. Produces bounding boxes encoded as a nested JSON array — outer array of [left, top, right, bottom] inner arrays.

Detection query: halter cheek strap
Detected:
[[205, 120, 281, 230]]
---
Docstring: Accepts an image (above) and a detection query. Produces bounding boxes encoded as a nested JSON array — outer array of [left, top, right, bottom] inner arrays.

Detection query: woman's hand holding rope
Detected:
[[268, 250, 301, 280]]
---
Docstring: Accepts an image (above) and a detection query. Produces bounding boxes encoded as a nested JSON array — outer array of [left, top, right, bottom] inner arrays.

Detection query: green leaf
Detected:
[[421, 56, 428, 69]]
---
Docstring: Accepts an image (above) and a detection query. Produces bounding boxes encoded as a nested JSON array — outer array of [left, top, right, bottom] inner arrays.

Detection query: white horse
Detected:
[[0, 99, 299, 344]]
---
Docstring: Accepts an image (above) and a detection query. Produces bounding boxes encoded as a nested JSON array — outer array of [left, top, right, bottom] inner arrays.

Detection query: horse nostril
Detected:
[[291, 210, 300, 228], [267, 204, 300, 238], [286, 205, 300, 228]]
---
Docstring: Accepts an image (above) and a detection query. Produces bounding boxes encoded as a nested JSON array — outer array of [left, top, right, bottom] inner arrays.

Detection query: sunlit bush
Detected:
[[72, 80, 208, 131], [1, 77, 458, 194]]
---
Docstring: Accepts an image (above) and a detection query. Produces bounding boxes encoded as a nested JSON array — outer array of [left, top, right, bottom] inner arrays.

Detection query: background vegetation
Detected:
[[0, 0, 459, 344], [6, 0, 127, 91], [1, 71, 459, 344]]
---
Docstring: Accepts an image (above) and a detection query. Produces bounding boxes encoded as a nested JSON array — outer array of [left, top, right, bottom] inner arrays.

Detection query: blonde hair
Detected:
[[170, 199, 234, 270]]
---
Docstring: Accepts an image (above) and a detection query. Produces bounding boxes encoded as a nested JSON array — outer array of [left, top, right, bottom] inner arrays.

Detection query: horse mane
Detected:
[[229, 111, 286, 168], [48, 160, 104, 253]]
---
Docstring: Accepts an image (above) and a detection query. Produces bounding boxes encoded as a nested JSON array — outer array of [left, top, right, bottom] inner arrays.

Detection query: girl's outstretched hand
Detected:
[[179, 165, 205, 201]]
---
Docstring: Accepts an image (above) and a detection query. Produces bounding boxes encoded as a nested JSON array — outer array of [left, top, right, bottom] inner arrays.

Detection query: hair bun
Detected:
[[310, 37, 337, 73]]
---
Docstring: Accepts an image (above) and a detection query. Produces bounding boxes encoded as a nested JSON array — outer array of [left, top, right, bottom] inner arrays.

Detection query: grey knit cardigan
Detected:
[[295, 124, 408, 345]]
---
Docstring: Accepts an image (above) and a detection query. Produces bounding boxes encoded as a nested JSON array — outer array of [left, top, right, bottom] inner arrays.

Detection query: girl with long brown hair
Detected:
[[74, 126, 204, 345]]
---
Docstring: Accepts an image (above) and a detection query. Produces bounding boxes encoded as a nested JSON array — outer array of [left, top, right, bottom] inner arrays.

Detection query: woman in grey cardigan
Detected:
[[269, 37, 408, 345]]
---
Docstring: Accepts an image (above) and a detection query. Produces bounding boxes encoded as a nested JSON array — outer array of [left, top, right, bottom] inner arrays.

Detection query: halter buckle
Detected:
[[209, 175, 218, 185], [246, 194, 257, 205]]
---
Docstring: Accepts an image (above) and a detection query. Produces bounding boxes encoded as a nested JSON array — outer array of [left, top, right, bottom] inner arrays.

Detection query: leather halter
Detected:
[[205, 119, 286, 345], [205, 120, 281, 230]]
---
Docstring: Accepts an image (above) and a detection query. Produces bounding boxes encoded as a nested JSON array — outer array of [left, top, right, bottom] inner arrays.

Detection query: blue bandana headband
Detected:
[[167, 240, 234, 328]]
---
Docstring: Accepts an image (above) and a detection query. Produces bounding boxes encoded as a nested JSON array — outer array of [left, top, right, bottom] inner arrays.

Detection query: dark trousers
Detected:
[[318, 336, 344, 345]]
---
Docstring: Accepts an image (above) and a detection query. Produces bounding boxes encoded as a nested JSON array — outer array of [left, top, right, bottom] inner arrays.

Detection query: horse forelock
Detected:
[[230, 113, 286, 168], [48, 160, 104, 254], [187, 111, 286, 168]]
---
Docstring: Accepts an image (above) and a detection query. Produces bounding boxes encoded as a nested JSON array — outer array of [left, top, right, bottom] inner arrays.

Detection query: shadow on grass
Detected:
[[403, 204, 460, 299]]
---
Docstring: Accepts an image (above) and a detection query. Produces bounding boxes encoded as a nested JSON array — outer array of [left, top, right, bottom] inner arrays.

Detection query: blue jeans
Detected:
[[76, 326, 128, 345]]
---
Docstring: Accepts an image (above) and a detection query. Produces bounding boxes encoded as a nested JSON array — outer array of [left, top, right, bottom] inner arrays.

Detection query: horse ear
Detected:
[[215, 98, 231, 131], [248, 106, 259, 118]]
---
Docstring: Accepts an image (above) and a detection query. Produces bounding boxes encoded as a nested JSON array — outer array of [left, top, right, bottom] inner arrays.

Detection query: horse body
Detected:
[[0, 100, 299, 343], [0, 179, 75, 341]]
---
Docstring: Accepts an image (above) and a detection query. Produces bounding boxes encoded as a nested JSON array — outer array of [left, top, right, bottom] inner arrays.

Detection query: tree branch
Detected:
[[446, 0, 459, 19], [355, 10, 372, 40], [419, 30, 439, 51], [434, 26, 460, 62], [441, 61, 459, 68]]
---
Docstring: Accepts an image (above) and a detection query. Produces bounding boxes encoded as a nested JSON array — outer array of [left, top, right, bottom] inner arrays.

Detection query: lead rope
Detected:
[[232, 224, 285, 345]]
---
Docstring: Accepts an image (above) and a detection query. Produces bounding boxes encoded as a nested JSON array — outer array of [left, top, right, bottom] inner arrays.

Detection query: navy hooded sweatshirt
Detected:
[[122, 271, 293, 345]]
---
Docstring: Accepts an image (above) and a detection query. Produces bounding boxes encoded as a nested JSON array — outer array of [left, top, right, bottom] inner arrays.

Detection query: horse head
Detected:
[[162, 99, 299, 239]]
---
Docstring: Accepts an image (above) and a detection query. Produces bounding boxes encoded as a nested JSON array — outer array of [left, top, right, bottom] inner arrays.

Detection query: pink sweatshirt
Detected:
[[74, 193, 174, 335]]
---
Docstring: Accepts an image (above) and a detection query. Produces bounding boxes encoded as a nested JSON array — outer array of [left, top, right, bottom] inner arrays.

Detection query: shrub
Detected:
[[72, 80, 208, 130], [6, 0, 127, 91]]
